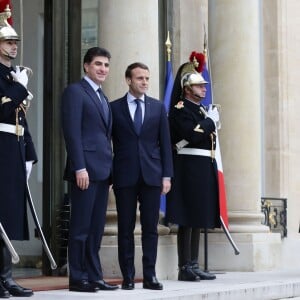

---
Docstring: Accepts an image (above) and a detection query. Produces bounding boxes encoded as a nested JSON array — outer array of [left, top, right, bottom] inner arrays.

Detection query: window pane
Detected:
[[82, 0, 99, 61]]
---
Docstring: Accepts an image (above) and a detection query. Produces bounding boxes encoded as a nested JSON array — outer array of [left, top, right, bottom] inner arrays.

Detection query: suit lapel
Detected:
[[120, 96, 137, 134], [80, 79, 108, 128], [143, 96, 151, 130], [120, 94, 151, 135]]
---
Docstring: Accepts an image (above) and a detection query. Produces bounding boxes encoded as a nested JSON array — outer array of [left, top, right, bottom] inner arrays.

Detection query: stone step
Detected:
[[31, 270, 300, 300]]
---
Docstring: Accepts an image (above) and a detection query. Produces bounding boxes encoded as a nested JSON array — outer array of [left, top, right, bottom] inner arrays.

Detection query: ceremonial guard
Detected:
[[166, 52, 220, 281], [0, 6, 37, 298]]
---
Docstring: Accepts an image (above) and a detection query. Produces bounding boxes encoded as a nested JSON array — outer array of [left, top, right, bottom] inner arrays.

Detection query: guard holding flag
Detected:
[[166, 52, 220, 281], [0, 5, 37, 298]]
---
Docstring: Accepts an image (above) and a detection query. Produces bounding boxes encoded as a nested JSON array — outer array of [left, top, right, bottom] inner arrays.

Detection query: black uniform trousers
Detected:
[[177, 226, 201, 267]]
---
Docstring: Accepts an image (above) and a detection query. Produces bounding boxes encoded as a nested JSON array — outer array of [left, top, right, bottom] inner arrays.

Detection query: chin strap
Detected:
[[0, 48, 14, 60]]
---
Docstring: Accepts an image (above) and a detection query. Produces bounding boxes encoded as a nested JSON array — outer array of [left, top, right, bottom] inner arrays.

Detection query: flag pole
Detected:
[[165, 31, 172, 62], [160, 31, 173, 216], [163, 30, 174, 114], [203, 25, 214, 104], [19, 0, 23, 65], [202, 25, 210, 271], [202, 24, 240, 255]]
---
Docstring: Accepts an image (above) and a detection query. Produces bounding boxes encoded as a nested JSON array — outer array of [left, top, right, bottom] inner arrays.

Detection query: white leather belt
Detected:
[[0, 123, 24, 136], [177, 148, 212, 157]]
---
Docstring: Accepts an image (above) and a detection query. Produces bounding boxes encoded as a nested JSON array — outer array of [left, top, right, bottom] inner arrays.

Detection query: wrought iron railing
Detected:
[[261, 197, 287, 238]]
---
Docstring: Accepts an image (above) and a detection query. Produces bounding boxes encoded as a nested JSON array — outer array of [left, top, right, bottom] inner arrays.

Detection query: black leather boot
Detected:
[[190, 228, 200, 263], [190, 228, 216, 280], [190, 262, 216, 280], [177, 227, 200, 281], [0, 242, 33, 297], [177, 226, 191, 268], [0, 281, 9, 298], [2, 278, 33, 297], [178, 264, 200, 281]]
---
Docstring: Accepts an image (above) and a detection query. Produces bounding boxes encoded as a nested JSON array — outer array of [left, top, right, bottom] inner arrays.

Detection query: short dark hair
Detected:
[[83, 47, 111, 72], [125, 62, 149, 78]]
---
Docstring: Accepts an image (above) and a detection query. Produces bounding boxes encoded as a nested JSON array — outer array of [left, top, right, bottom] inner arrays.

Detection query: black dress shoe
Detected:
[[178, 265, 200, 281], [191, 264, 216, 280], [90, 280, 118, 290], [121, 280, 135, 290], [69, 279, 97, 292], [143, 277, 163, 290], [2, 279, 33, 297], [0, 281, 9, 298]]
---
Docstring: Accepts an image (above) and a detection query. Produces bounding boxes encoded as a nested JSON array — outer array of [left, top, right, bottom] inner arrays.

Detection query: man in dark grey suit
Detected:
[[111, 62, 173, 291], [61, 47, 118, 293]]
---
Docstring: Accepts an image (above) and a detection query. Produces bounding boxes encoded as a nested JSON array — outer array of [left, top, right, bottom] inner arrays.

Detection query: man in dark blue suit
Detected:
[[111, 62, 173, 290], [61, 47, 118, 293]]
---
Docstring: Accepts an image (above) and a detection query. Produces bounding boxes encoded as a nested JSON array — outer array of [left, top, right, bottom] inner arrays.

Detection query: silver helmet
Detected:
[[0, 5, 20, 41], [181, 72, 208, 88]]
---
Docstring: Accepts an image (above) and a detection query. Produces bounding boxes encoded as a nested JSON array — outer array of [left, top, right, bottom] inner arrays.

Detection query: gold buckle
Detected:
[[16, 126, 24, 136]]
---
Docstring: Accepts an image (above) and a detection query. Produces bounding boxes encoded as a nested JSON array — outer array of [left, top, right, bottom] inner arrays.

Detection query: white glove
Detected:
[[26, 161, 33, 180], [207, 106, 220, 123], [27, 91, 34, 101], [10, 66, 28, 88]]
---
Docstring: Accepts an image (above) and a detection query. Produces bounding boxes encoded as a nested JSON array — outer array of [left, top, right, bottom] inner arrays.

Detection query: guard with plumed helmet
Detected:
[[166, 51, 220, 282], [0, 5, 37, 298]]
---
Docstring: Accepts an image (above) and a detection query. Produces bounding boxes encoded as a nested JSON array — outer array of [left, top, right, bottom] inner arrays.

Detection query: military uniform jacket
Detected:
[[0, 63, 37, 240], [166, 98, 220, 228]]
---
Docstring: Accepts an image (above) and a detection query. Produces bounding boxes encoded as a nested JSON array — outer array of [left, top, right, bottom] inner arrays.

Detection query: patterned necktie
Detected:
[[133, 99, 142, 134], [97, 88, 109, 124]]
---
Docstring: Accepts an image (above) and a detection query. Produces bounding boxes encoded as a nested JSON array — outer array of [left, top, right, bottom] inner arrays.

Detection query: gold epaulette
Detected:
[[193, 124, 204, 133], [1, 96, 12, 104], [174, 101, 184, 109]]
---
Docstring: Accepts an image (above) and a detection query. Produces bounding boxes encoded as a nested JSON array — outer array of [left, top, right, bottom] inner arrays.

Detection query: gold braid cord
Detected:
[[15, 102, 28, 140], [15, 108, 20, 140], [210, 132, 216, 161]]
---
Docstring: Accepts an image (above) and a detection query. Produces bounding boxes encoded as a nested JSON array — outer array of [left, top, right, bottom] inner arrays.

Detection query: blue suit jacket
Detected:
[[111, 94, 173, 188], [61, 78, 112, 181]]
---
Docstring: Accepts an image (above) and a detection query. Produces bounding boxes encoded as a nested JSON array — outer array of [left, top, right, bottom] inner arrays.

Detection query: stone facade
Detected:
[[10, 0, 300, 276]]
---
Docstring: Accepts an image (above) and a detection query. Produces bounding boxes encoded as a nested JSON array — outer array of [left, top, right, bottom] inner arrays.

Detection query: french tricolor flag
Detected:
[[202, 53, 229, 229]]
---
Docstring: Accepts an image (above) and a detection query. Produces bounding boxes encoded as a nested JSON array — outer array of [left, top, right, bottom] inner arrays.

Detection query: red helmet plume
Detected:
[[189, 51, 205, 73]]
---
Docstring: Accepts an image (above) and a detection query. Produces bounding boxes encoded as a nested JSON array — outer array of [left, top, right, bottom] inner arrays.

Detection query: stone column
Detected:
[[206, 0, 281, 271], [98, 0, 160, 100], [97, 0, 176, 279]]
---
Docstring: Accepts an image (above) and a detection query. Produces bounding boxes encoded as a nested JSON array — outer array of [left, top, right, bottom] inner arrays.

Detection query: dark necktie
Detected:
[[97, 88, 109, 124], [133, 99, 142, 134]]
